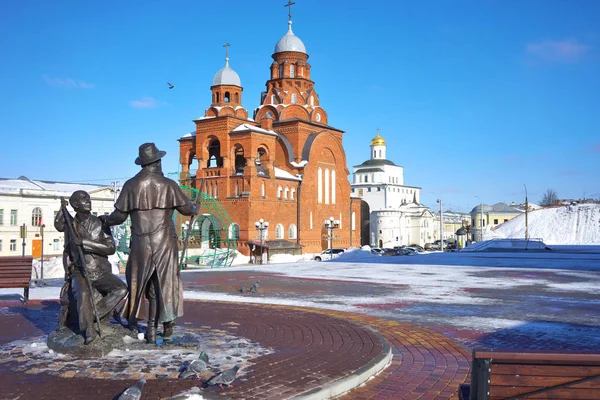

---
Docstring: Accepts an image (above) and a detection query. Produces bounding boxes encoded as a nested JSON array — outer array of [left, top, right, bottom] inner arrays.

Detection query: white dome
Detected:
[[274, 21, 306, 54], [212, 58, 241, 86]]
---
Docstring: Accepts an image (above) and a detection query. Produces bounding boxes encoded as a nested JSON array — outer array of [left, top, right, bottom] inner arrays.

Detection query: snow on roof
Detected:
[[274, 167, 302, 181], [180, 131, 196, 139], [196, 116, 216, 120], [231, 123, 278, 137], [290, 160, 308, 168], [0, 176, 109, 196]]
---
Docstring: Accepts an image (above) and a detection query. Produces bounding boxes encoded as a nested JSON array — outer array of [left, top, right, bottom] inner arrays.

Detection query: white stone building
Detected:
[[0, 176, 117, 258], [352, 133, 435, 247]]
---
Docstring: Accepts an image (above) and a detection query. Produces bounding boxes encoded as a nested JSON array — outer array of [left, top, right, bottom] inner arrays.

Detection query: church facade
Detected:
[[178, 13, 361, 259], [351, 134, 435, 247]]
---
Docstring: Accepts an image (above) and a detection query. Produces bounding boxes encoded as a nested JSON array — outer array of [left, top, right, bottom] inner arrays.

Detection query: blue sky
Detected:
[[1, 0, 599, 212]]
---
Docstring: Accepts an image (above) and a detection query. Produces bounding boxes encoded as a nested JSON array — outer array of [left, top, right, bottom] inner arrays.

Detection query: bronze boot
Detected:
[[163, 321, 175, 339], [146, 300, 158, 344]]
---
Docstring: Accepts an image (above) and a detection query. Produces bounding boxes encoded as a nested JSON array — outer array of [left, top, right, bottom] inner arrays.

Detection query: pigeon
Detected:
[[179, 351, 209, 379], [167, 82, 175, 89], [118, 378, 146, 400], [249, 281, 260, 293], [238, 286, 246, 293], [204, 365, 240, 389]]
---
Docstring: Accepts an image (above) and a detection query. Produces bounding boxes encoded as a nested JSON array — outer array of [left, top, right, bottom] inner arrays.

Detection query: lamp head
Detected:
[[259, 218, 264, 224], [264, 221, 269, 227], [254, 222, 260, 228]]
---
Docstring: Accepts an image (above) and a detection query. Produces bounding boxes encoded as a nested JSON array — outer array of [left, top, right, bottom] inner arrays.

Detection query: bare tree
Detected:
[[540, 188, 559, 206]]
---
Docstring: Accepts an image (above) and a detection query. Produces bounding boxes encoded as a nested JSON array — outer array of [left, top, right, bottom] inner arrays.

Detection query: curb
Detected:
[[290, 326, 393, 400]]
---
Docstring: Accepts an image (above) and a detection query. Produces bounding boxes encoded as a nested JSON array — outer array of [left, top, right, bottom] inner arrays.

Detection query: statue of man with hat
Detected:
[[102, 142, 198, 343]]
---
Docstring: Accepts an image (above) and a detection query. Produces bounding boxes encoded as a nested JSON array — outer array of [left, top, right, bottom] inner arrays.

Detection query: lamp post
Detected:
[[180, 221, 189, 268], [40, 224, 45, 280], [324, 216, 340, 260], [437, 199, 443, 251], [474, 196, 483, 242], [254, 219, 269, 265]]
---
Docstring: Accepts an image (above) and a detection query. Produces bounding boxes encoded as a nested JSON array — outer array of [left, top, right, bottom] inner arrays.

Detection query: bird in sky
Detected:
[[167, 82, 175, 89]]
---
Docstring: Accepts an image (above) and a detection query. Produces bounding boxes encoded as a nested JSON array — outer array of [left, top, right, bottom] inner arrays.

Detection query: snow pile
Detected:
[[462, 239, 548, 252], [493, 204, 600, 245]]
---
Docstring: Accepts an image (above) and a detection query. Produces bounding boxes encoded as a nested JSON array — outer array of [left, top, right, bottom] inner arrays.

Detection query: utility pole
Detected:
[[524, 184, 529, 241], [437, 199, 443, 251]]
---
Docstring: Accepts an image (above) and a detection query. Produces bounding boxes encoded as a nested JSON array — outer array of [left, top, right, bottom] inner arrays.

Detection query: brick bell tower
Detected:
[[179, 3, 362, 258]]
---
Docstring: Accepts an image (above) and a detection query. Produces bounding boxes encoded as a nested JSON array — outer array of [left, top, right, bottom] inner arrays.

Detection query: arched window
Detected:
[[310, 96, 314, 105], [351, 212, 356, 231], [310, 212, 313, 229], [271, 94, 276, 104], [324, 168, 330, 204], [277, 185, 283, 199], [229, 223, 240, 240], [331, 169, 336, 204], [235, 181, 239, 197], [290, 64, 295, 78], [373, 151, 376, 158], [378, 150, 381, 158], [279, 65, 283, 78], [31, 207, 43, 226], [216, 92, 220, 103], [316, 113, 321, 122], [288, 224, 297, 239], [365, 175, 368, 183], [266, 111, 273, 119], [317, 167, 322, 204], [284, 187, 289, 200], [290, 188, 295, 200], [291, 93, 297, 104], [224, 92, 230, 102], [261, 182, 266, 198], [234, 145, 246, 174], [214, 183, 218, 198], [275, 223, 284, 239]]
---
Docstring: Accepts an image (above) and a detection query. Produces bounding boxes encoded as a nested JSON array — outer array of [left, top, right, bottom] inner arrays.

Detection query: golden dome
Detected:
[[371, 134, 386, 146]]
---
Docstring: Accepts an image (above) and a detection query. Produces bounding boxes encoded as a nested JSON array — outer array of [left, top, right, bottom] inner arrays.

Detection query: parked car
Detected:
[[370, 248, 385, 255], [395, 248, 416, 256], [313, 248, 345, 261], [381, 248, 397, 256]]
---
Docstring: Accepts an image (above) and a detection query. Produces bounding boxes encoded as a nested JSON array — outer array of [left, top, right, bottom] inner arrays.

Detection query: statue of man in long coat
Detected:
[[103, 143, 198, 343]]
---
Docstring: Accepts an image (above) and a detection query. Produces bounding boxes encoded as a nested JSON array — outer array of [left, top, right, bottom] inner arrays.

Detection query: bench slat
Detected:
[[491, 374, 600, 388], [492, 364, 600, 377], [491, 387, 600, 399]]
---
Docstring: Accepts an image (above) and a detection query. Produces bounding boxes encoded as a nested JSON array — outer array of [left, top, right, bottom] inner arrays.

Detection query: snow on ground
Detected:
[[492, 203, 600, 244]]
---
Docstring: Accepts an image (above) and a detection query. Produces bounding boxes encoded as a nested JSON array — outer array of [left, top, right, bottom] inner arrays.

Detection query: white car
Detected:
[[313, 248, 345, 261]]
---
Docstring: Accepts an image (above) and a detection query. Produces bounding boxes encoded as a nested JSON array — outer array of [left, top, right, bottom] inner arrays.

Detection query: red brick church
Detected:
[[178, 7, 361, 258]]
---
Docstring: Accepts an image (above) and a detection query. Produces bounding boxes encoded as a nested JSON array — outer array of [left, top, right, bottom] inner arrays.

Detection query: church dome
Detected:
[[274, 21, 306, 54], [213, 58, 241, 87], [371, 134, 386, 146]]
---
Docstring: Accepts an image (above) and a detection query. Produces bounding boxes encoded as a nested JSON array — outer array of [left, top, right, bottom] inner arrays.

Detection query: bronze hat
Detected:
[[135, 142, 166, 166]]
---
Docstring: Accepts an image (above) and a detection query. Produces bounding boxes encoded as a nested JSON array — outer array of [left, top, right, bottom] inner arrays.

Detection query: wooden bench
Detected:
[[460, 349, 600, 399], [0, 256, 34, 302]]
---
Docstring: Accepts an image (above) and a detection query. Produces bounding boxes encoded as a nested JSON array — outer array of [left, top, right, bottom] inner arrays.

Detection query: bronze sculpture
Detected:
[[103, 143, 198, 343], [54, 191, 128, 345]]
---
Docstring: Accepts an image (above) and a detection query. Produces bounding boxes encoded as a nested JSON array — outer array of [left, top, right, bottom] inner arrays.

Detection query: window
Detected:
[[53, 239, 60, 251], [279, 65, 283, 78], [266, 111, 273, 119], [310, 212, 313, 230], [291, 93, 297, 104], [275, 224, 284, 239], [229, 223, 240, 240], [331, 169, 336, 205], [377, 187, 381, 191], [277, 185, 283, 199], [10, 210, 17, 225], [494, 219, 498, 224], [316, 113, 321, 122], [351, 212, 356, 231], [10, 239, 17, 252], [288, 224, 297, 239], [379, 150, 382, 158], [504, 219, 508, 223], [317, 167, 322, 204], [284, 187, 289, 200], [472, 219, 475, 226], [290, 64, 295, 78], [0, 209, 3, 225], [271, 94, 276, 104], [224, 91, 230, 102], [261, 183, 266, 198], [368, 188, 372, 192], [324, 168, 330, 204], [215, 183, 218, 198], [310, 96, 314, 105], [290, 188, 295, 200]]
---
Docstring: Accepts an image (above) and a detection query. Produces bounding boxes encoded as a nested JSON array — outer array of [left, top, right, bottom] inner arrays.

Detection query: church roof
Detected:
[[371, 134, 386, 146], [274, 21, 306, 54], [213, 58, 241, 87], [355, 159, 397, 168]]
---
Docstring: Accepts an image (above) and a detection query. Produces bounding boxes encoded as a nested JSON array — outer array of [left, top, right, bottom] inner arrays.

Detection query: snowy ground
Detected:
[[4, 247, 600, 351]]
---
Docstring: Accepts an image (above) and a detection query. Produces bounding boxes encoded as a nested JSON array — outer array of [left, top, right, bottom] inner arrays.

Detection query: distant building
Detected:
[[0, 176, 116, 258], [470, 202, 523, 241], [351, 133, 436, 247], [435, 211, 471, 242]]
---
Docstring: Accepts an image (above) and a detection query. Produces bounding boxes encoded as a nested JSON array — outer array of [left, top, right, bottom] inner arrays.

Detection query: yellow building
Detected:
[[470, 203, 523, 241]]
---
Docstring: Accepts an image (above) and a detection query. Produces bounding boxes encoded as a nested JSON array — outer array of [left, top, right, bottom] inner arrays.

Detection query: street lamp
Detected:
[[180, 221, 189, 268], [474, 196, 483, 242], [324, 216, 340, 260], [437, 199, 443, 251], [523, 184, 529, 241], [254, 219, 269, 265]]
